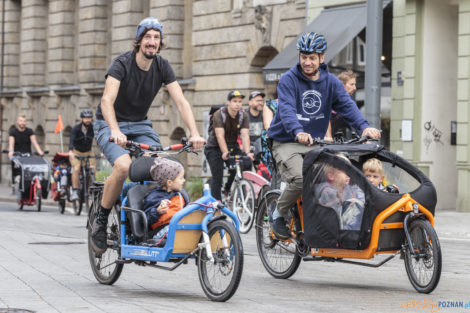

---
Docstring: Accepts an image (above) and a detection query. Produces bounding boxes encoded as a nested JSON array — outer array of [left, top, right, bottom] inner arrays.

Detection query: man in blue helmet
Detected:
[[268, 32, 381, 239], [91, 17, 205, 254]]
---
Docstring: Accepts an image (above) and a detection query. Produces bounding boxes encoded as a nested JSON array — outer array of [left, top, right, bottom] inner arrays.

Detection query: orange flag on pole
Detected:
[[54, 115, 64, 134]]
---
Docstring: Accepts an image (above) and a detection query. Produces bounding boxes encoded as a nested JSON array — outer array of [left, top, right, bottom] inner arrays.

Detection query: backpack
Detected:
[[207, 105, 245, 135]]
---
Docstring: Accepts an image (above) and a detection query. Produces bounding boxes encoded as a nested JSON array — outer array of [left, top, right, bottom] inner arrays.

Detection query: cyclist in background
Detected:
[[68, 109, 95, 201], [8, 114, 44, 188], [204, 90, 253, 200]]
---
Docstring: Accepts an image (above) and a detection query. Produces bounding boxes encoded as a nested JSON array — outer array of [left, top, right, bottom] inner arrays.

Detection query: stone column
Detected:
[[1, 0, 21, 89], [20, 0, 47, 87], [457, 0, 470, 212], [78, 0, 108, 85], [390, 0, 424, 165], [111, 0, 145, 58], [48, 0, 76, 86], [150, 0, 185, 78]]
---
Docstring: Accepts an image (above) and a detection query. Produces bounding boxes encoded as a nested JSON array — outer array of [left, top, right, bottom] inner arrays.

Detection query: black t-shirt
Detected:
[[9, 127, 34, 153], [248, 111, 264, 143], [206, 109, 249, 149], [96, 51, 177, 122]]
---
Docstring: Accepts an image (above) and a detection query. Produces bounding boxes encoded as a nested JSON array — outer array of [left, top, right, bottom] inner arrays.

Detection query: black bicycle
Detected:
[[73, 155, 101, 215]]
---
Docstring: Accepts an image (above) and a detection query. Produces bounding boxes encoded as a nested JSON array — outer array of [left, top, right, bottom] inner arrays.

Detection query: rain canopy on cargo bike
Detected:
[[12, 155, 51, 199], [301, 143, 437, 251]]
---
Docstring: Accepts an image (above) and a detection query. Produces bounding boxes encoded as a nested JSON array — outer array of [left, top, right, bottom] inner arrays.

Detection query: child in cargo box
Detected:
[[315, 154, 365, 231], [143, 157, 188, 245]]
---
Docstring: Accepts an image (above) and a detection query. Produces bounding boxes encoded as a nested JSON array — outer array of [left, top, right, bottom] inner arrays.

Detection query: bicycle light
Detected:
[[412, 203, 419, 214]]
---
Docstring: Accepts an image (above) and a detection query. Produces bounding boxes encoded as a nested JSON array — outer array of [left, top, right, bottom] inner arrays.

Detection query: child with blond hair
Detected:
[[362, 158, 399, 193], [315, 154, 365, 230]]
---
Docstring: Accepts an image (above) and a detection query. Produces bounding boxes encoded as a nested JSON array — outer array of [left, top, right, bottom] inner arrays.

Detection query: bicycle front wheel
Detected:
[[255, 191, 301, 279], [233, 179, 256, 234], [35, 186, 42, 212], [198, 219, 244, 302], [87, 195, 123, 285], [404, 219, 442, 293]]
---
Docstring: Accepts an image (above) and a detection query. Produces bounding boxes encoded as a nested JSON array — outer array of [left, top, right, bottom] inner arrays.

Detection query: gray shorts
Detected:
[[94, 119, 161, 165]]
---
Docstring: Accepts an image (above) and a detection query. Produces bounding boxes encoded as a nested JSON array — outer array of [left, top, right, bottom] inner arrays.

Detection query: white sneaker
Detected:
[[70, 190, 79, 201]]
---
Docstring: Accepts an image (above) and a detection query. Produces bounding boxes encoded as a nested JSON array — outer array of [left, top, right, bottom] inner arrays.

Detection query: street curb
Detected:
[[0, 196, 61, 207]]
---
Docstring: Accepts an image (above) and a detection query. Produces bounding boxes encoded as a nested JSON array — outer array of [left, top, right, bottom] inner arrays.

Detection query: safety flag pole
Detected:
[[54, 115, 64, 152]]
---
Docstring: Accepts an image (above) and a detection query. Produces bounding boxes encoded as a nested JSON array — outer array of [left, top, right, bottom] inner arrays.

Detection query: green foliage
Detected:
[[95, 158, 112, 182], [185, 176, 204, 200]]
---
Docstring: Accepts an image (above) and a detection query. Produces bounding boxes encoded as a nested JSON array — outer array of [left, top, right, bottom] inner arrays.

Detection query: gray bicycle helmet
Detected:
[[296, 32, 327, 54], [80, 109, 93, 118]]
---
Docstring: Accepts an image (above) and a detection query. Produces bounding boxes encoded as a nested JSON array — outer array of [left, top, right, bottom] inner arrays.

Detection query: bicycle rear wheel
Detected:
[[87, 187, 123, 285], [59, 198, 66, 214], [233, 179, 256, 234], [255, 191, 301, 279], [198, 219, 244, 302], [404, 219, 441, 293]]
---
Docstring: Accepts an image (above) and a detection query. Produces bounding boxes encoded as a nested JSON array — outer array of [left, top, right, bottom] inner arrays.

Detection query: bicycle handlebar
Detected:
[[74, 155, 102, 160], [306, 136, 378, 146], [108, 137, 194, 154], [2, 150, 49, 157]]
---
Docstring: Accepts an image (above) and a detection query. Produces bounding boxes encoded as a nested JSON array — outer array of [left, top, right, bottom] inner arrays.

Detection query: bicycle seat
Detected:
[[127, 184, 149, 242], [129, 157, 154, 182]]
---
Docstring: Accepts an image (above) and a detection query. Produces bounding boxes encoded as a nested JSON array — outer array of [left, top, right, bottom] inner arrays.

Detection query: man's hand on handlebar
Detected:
[[222, 151, 229, 160], [111, 129, 127, 148], [296, 132, 314, 146], [188, 135, 206, 150], [361, 127, 381, 140], [246, 152, 255, 161]]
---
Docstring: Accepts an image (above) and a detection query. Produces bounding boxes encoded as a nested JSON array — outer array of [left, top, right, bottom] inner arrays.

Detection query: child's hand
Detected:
[[156, 200, 170, 214]]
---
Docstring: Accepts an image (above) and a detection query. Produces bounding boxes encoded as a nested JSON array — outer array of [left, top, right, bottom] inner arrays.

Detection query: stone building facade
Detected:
[[0, 0, 306, 180]]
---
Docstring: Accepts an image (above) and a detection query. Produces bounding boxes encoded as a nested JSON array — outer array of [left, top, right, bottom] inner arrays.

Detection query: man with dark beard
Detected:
[[68, 109, 95, 201], [91, 17, 205, 254]]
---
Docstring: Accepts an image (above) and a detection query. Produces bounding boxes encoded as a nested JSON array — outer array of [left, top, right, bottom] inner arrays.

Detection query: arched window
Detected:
[[34, 125, 46, 149]]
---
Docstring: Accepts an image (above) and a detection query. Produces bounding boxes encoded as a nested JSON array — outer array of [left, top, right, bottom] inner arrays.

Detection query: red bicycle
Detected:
[[7, 151, 51, 211]]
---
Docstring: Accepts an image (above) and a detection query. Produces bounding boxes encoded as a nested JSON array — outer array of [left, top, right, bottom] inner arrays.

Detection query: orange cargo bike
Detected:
[[256, 138, 441, 294]]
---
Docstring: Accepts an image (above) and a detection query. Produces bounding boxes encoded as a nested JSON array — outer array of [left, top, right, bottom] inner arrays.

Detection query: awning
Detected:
[[263, 3, 372, 84]]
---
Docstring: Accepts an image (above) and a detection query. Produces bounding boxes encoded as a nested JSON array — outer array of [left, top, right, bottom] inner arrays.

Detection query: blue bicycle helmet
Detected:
[[296, 32, 327, 54], [136, 17, 164, 39]]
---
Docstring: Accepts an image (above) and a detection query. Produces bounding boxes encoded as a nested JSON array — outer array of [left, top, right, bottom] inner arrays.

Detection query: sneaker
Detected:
[[90, 218, 108, 254], [268, 202, 290, 240], [70, 190, 79, 201]]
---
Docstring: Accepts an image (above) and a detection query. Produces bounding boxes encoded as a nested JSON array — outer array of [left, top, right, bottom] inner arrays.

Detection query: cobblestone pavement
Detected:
[[0, 187, 469, 313]]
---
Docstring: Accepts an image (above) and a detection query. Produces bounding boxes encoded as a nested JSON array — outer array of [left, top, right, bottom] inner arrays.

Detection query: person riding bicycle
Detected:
[[204, 90, 254, 201], [247, 90, 265, 162], [68, 109, 95, 201], [8, 114, 45, 189], [91, 17, 205, 254], [267, 32, 381, 239]]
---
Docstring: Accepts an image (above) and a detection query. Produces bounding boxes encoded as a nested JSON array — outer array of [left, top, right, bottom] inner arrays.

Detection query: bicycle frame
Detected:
[[119, 185, 240, 263], [21, 175, 42, 205], [292, 193, 435, 260]]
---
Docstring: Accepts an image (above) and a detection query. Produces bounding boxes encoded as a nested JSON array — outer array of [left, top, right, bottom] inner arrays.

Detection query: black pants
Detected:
[[204, 147, 252, 200]]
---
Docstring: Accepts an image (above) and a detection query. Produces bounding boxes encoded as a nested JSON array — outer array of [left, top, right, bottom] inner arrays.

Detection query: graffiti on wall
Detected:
[[423, 121, 443, 152]]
